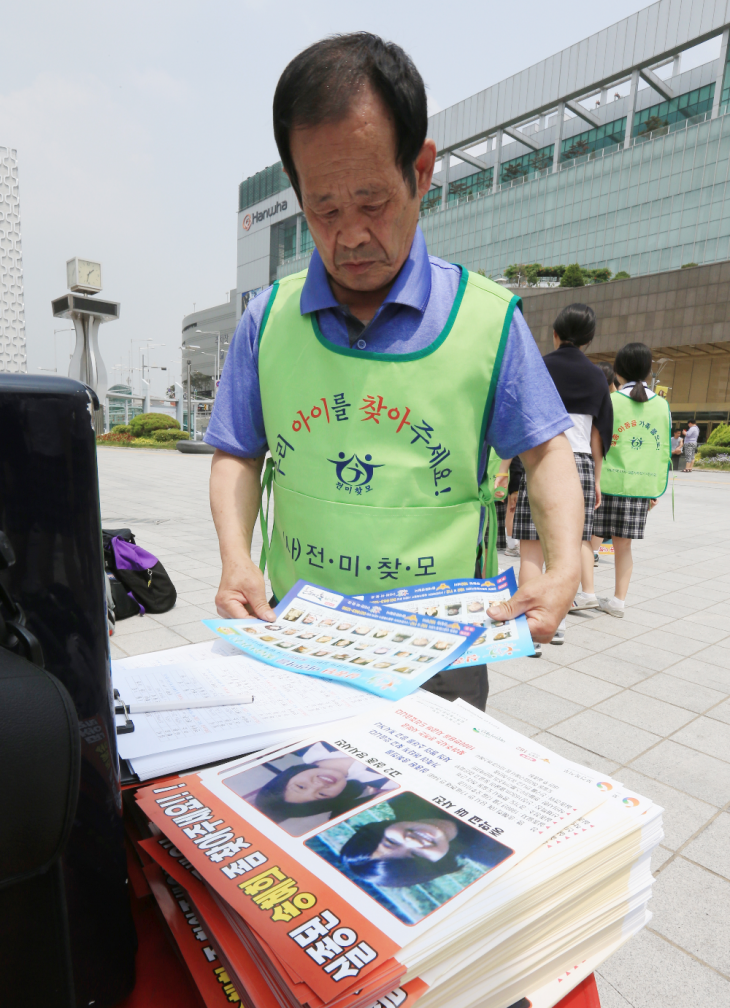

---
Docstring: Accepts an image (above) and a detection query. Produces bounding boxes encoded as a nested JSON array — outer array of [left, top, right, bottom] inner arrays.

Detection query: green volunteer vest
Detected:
[[257, 266, 518, 600], [600, 388, 671, 498]]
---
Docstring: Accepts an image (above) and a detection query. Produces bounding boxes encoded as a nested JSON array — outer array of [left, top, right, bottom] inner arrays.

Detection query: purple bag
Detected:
[[102, 529, 177, 616]]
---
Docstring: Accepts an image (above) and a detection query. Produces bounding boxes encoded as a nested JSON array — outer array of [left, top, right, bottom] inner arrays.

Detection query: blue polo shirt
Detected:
[[205, 228, 570, 465]]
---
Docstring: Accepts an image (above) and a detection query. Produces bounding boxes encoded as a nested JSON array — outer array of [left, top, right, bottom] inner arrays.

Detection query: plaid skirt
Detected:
[[592, 494, 650, 539], [513, 452, 595, 541]]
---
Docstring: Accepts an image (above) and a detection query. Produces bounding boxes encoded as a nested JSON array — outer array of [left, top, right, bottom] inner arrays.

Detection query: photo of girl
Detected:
[[224, 741, 399, 837], [305, 793, 513, 924]]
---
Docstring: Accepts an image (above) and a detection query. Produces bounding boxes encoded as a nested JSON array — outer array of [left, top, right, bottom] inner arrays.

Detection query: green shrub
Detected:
[[559, 263, 585, 287], [111, 423, 132, 434], [153, 429, 189, 442], [613, 271, 631, 280], [680, 262, 698, 269], [698, 444, 730, 458], [707, 424, 730, 446], [130, 412, 180, 437]]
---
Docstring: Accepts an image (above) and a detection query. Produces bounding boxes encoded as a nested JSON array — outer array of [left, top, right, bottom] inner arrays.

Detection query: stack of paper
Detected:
[[113, 640, 393, 780], [133, 691, 662, 1008]]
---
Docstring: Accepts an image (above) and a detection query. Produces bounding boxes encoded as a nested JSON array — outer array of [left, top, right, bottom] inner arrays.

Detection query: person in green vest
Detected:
[[205, 33, 585, 708], [594, 343, 671, 618]]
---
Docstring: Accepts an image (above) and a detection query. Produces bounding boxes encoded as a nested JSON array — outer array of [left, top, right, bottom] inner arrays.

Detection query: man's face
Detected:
[[289, 89, 436, 293]]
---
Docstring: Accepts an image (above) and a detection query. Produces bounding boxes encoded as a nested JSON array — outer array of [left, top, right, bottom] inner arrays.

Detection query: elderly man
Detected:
[[205, 33, 583, 708]]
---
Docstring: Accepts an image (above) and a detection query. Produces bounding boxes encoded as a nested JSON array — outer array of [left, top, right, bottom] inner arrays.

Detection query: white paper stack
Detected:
[[133, 691, 662, 1008], [113, 639, 393, 779]]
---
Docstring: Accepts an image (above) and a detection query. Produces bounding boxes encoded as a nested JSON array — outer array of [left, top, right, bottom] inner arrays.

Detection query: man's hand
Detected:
[[488, 434, 582, 642], [215, 558, 276, 621], [210, 450, 275, 621], [487, 570, 577, 643]]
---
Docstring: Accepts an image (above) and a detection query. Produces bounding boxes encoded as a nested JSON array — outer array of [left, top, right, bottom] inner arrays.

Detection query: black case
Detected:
[[0, 375, 136, 1006]]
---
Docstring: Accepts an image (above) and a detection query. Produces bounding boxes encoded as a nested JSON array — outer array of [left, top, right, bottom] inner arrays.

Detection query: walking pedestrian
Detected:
[[594, 343, 671, 618], [671, 429, 684, 471], [682, 419, 699, 472], [510, 304, 613, 648]]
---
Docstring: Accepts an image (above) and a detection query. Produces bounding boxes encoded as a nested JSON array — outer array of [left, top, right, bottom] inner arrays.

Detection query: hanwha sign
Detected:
[[242, 213, 252, 231]]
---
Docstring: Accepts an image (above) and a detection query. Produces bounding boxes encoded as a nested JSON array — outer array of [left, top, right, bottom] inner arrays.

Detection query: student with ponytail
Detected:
[[594, 342, 671, 618]]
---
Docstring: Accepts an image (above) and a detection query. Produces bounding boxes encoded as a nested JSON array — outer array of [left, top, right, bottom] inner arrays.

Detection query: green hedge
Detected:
[[698, 444, 730, 458], [111, 423, 132, 434], [153, 429, 189, 442]]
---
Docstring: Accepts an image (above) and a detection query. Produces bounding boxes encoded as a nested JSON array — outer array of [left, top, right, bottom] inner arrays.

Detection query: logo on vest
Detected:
[[630, 436, 645, 450], [328, 452, 383, 494]]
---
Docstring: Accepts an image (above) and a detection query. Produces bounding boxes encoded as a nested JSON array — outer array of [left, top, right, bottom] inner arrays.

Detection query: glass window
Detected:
[[239, 162, 290, 212], [300, 215, 315, 256], [420, 187, 442, 212], [633, 84, 715, 137], [447, 168, 493, 202], [499, 146, 554, 184], [561, 119, 627, 161]]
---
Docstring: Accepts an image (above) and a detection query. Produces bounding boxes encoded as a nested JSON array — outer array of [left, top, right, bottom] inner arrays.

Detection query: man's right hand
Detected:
[[215, 559, 276, 621]]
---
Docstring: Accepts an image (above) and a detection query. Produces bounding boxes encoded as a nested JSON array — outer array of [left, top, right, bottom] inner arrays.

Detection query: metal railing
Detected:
[[419, 107, 725, 219]]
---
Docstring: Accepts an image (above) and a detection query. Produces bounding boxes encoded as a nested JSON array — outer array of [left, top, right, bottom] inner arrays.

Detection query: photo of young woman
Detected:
[[305, 792, 513, 922], [223, 741, 399, 836]]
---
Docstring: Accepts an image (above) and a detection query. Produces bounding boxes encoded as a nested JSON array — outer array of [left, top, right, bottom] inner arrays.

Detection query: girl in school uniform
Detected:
[[593, 342, 671, 618]]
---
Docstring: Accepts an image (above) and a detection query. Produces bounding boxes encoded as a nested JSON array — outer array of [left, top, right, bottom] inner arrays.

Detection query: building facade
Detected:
[[516, 260, 730, 441], [192, 0, 730, 424], [0, 147, 25, 373]]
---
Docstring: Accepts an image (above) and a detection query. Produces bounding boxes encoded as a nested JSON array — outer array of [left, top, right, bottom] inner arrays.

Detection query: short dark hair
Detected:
[[273, 33, 428, 201], [597, 360, 616, 387], [553, 303, 596, 347], [613, 342, 653, 403]]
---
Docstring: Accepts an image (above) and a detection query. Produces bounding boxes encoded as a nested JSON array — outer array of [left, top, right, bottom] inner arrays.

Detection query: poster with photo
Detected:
[[360, 569, 534, 666], [136, 691, 607, 1002], [203, 581, 482, 699]]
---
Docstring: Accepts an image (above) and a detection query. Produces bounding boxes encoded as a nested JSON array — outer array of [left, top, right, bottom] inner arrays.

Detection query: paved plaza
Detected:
[[98, 446, 730, 1006]]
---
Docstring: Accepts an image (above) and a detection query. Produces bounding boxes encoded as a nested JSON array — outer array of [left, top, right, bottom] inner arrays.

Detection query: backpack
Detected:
[[102, 527, 177, 615]]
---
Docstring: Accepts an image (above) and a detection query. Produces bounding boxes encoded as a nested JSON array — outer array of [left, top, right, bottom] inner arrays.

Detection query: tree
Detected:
[[583, 268, 613, 284], [613, 271, 631, 280], [681, 262, 698, 269], [559, 263, 585, 287], [562, 138, 591, 161], [637, 115, 668, 135]]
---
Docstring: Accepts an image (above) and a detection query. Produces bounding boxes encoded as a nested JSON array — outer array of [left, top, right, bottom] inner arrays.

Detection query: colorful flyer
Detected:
[[360, 568, 534, 666], [203, 580, 483, 700]]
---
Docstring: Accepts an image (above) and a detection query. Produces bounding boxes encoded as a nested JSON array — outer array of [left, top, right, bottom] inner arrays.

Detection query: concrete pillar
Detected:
[[552, 103, 565, 170], [175, 383, 184, 428], [493, 130, 503, 189], [141, 378, 150, 415], [672, 53, 682, 79], [295, 214, 302, 257], [712, 29, 730, 118], [624, 69, 640, 148], [440, 154, 450, 207]]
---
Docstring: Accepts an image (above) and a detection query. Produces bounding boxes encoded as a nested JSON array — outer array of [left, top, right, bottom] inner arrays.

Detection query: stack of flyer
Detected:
[[134, 690, 662, 1008]]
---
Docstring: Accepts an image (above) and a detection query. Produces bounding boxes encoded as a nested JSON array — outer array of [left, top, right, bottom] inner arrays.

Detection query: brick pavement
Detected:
[[98, 447, 730, 1006]]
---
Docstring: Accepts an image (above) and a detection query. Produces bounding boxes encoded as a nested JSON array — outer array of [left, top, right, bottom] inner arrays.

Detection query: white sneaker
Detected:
[[598, 597, 624, 618], [550, 629, 564, 645], [570, 591, 600, 611], [503, 545, 521, 557], [528, 642, 543, 658]]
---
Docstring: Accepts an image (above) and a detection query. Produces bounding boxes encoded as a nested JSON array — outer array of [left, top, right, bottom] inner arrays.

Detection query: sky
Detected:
[[2, 0, 720, 396]]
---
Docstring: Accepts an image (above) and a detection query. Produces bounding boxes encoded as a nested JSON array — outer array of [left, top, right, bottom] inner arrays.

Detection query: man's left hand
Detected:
[[487, 569, 577, 643]]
